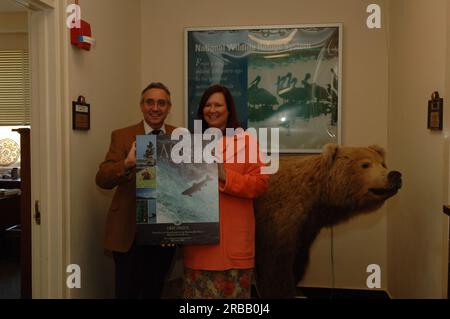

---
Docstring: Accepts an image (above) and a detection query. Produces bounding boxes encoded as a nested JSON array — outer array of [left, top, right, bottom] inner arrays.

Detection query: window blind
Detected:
[[0, 50, 30, 126]]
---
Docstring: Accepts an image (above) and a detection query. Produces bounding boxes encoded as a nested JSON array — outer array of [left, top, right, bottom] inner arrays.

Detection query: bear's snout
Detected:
[[388, 171, 402, 189]]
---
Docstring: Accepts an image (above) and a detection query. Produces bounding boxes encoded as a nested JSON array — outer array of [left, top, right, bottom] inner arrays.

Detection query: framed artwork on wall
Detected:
[[185, 24, 342, 153]]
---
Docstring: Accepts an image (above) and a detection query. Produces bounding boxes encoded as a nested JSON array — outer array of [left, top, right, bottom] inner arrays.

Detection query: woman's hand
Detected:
[[218, 163, 226, 182]]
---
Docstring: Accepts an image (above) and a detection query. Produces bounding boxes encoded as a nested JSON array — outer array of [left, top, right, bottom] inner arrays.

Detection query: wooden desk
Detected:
[[0, 179, 21, 189]]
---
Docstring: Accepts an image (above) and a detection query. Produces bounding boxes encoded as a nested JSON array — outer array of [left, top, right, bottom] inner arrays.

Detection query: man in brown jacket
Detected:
[[96, 82, 176, 298]]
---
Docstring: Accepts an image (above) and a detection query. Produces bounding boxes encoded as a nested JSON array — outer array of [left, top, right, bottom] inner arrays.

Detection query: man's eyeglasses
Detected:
[[144, 99, 170, 108]]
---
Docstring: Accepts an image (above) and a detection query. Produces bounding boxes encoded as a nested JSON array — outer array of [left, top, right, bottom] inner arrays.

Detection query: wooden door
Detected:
[[13, 128, 31, 299]]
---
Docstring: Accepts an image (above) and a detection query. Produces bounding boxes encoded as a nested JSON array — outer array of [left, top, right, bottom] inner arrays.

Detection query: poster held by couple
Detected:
[[135, 134, 219, 245]]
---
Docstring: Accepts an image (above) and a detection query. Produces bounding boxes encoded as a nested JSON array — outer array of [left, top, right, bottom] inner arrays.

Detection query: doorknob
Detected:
[[443, 205, 450, 217], [34, 200, 41, 225]]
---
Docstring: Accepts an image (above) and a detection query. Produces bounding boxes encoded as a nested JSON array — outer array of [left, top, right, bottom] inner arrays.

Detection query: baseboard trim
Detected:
[[297, 286, 390, 299]]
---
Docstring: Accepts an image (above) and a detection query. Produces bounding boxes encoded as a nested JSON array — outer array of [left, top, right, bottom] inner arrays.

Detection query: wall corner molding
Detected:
[[14, 0, 54, 11]]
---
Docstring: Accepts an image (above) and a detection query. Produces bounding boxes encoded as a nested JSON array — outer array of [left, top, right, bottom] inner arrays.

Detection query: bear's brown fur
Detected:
[[254, 144, 402, 298]]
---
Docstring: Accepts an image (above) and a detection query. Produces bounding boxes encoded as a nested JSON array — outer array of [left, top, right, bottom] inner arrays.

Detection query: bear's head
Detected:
[[321, 144, 402, 218]]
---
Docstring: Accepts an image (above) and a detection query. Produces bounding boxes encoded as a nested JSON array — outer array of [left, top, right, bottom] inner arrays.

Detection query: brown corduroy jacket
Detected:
[[96, 121, 176, 252]]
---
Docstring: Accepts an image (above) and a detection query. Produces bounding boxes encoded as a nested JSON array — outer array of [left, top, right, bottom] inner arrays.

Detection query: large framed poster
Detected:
[[185, 24, 342, 153], [135, 135, 219, 245]]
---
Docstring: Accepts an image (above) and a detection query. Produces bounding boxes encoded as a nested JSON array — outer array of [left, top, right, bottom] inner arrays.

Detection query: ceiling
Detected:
[[0, 0, 27, 12]]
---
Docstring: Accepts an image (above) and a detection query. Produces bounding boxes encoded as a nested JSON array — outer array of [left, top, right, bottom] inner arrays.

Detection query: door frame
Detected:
[[17, 0, 70, 298]]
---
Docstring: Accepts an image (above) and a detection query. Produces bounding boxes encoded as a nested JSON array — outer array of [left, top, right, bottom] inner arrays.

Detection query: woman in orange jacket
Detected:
[[183, 84, 269, 299]]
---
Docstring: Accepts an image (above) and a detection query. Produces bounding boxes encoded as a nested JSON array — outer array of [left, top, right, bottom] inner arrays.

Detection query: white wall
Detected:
[[141, 0, 390, 290], [0, 12, 27, 30], [58, 0, 450, 298], [0, 12, 28, 50], [387, 0, 449, 298], [67, 0, 141, 298]]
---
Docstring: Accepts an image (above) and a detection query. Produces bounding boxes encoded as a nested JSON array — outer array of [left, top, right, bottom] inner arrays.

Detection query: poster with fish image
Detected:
[[186, 24, 342, 153], [135, 135, 219, 245]]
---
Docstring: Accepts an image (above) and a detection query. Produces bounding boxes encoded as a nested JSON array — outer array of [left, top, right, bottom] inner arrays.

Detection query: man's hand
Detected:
[[124, 141, 136, 169]]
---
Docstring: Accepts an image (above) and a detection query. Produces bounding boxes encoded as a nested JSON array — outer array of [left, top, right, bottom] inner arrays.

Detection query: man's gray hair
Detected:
[[140, 82, 172, 104]]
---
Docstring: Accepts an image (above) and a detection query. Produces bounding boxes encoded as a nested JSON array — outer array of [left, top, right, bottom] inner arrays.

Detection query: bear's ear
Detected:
[[322, 143, 339, 166], [368, 145, 386, 158]]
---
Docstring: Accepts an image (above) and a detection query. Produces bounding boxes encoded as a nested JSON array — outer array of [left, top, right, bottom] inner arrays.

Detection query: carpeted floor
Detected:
[[0, 260, 20, 299]]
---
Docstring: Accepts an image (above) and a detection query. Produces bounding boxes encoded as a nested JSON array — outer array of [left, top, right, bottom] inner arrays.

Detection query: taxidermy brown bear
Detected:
[[254, 144, 402, 298]]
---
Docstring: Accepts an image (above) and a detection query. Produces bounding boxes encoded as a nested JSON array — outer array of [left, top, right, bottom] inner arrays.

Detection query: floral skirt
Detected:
[[183, 268, 253, 299]]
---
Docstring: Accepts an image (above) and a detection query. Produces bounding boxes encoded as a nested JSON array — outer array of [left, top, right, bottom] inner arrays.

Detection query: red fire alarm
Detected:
[[70, 20, 95, 51]]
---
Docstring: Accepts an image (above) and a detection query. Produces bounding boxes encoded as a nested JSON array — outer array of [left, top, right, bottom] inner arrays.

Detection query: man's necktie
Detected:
[[150, 129, 162, 135]]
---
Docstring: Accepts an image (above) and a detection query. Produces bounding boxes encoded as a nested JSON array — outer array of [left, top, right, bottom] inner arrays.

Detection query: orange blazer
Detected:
[[96, 121, 176, 252], [183, 132, 270, 270]]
